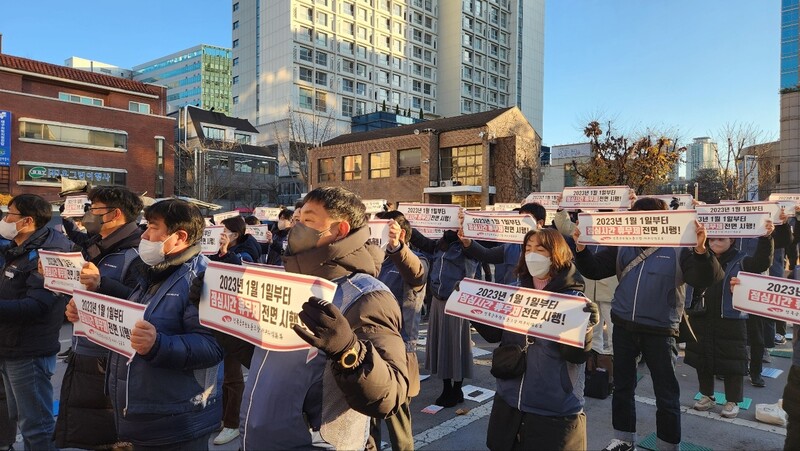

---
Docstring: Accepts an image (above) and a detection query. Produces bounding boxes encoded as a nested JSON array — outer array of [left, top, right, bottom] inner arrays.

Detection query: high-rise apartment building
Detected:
[[231, 0, 544, 142], [133, 44, 233, 115], [684, 137, 719, 181]]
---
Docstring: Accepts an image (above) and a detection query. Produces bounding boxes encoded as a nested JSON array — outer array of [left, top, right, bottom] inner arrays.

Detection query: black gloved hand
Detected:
[[583, 301, 600, 329], [292, 297, 358, 360], [188, 271, 205, 307]]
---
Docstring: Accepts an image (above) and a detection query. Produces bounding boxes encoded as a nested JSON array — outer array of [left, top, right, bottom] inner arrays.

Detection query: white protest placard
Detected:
[[545, 209, 558, 226], [769, 193, 800, 209], [72, 289, 146, 361], [246, 225, 271, 243], [362, 199, 388, 214], [398, 203, 461, 239], [462, 211, 537, 244], [368, 219, 392, 249], [62, 195, 89, 218], [253, 207, 282, 222], [199, 261, 338, 351], [576, 210, 698, 247], [39, 250, 86, 295], [213, 211, 240, 224], [523, 192, 561, 208], [486, 203, 520, 211], [201, 226, 225, 255], [646, 194, 694, 210], [733, 272, 800, 324], [696, 201, 784, 224], [697, 211, 770, 238], [718, 199, 739, 204], [243, 261, 285, 272], [444, 278, 591, 348], [560, 186, 631, 210]]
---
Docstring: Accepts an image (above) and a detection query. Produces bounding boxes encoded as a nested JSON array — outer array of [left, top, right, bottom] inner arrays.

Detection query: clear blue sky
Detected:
[[0, 0, 780, 147]]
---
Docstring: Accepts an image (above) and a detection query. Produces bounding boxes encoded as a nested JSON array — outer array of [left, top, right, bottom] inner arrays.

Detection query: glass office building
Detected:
[[133, 45, 232, 114], [782, 0, 799, 89]]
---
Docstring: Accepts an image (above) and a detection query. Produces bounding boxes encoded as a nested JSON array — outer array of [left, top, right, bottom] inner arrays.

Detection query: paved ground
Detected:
[[42, 320, 793, 451]]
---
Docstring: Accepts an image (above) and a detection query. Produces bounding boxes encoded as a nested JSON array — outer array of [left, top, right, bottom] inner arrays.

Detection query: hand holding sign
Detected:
[[131, 320, 157, 355], [694, 220, 707, 254], [65, 298, 79, 323], [387, 220, 403, 250], [79, 262, 101, 291], [292, 297, 358, 360]]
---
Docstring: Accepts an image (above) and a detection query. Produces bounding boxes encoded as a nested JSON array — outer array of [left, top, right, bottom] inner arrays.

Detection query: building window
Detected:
[[440, 145, 482, 186], [299, 87, 314, 109], [58, 92, 103, 106], [233, 39, 239, 48], [318, 158, 336, 182], [564, 163, 578, 187], [356, 82, 367, 95], [233, 57, 239, 66], [235, 133, 251, 144], [370, 151, 390, 178], [232, 75, 239, 85], [233, 20, 239, 29], [315, 51, 328, 66], [342, 2, 355, 16], [299, 47, 313, 62], [315, 71, 328, 86], [233, 2, 239, 11], [343, 155, 362, 180], [155, 137, 165, 197], [398, 148, 421, 176], [355, 100, 366, 115], [342, 79, 354, 92], [316, 31, 329, 47], [233, 96, 239, 104], [202, 126, 225, 140], [300, 67, 314, 83], [342, 98, 354, 117], [315, 91, 327, 112], [19, 120, 127, 151], [128, 101, 150, 114]]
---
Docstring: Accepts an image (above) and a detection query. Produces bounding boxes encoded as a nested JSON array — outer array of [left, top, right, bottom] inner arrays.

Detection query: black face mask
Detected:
[[82, 212, 105, 235], [286, 222, 326, 255]]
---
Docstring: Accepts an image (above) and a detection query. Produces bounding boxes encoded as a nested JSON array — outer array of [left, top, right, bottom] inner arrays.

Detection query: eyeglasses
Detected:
[[83, 205, 115, 214]]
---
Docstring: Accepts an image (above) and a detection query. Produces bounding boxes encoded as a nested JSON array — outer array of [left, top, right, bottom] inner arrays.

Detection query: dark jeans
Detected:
[[747, 315, 771, 377], [612, 326, 680, 446], [698, 369, 743, 403], [0, 378, 15, 447], [221, 355, 244, 429]]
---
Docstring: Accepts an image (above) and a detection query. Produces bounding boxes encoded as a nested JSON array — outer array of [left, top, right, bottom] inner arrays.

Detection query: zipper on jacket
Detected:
[[631, 259, 646, 321], [123, 360, 132, 417], [516, 370, 524, 411], [436, 255, 444, 297]]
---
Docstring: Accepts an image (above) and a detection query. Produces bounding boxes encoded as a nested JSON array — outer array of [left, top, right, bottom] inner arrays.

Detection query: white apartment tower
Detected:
[[231, 0, 544, 140], [685, 137, 719, 181]]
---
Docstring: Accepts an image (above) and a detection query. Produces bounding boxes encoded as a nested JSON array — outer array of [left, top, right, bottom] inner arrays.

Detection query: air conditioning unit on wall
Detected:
[[440, 180, 453, 187]]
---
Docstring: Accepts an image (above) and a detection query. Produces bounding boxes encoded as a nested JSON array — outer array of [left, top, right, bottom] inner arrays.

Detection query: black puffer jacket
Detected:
[[0, 227, 74, 358], [684, 236, 773, 375]]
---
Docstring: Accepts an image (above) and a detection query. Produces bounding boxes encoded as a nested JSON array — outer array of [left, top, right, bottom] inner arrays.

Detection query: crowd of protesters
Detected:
[[0, 186, 799, 450]]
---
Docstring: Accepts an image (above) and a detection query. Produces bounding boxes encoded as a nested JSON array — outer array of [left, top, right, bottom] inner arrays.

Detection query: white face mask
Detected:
[[525, 252, 552, 279], [0, 218, 22, 241], [139, 235, 173, 267]]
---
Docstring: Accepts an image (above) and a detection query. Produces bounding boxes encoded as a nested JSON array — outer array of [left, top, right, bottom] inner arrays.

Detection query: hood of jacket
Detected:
[[282, 226, 383, 280]]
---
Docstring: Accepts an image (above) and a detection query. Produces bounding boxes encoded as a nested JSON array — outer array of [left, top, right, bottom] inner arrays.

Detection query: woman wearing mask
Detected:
[[211, 216, 261, 265], [266, 208, 293, 266], [686, 222, 774, 419], [472, 228, 598, 450]]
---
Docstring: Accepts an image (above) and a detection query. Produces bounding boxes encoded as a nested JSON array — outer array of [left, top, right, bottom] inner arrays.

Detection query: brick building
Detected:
[[310, 107, 539, 208], [0, 52, 174, 202]]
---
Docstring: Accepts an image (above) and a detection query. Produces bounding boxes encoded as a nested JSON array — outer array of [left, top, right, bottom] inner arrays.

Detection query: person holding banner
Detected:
[[53, 185, 145, 450], [459, 203, 548, 285], [471, 228, 598, 450], [683, 221, 774, 419], [240, 187, 408, 451], [573, 197, 724, 451], [370, 210, 430, 451], [410, 227, 478, 408], [67, 198, 224, 450], [0, 194, 74, 451]]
